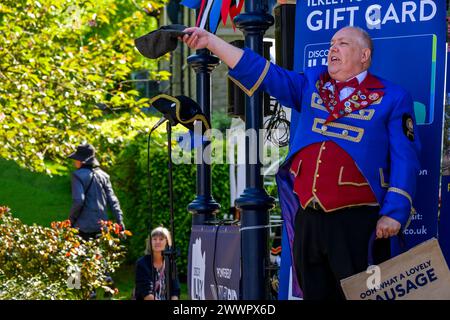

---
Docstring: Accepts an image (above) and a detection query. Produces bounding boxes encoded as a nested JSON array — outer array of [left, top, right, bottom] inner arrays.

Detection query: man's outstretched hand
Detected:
[[376, 216, 401, 239], [180, 27, 211, 50], [179, 27, 244, 69]]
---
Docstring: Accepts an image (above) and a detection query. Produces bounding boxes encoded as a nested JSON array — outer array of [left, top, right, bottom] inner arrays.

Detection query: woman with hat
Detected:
[[67, 143, 125, 241]]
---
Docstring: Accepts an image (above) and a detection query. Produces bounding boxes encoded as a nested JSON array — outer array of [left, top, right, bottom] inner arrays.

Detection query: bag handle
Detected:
[[367, 230, 407, 266]]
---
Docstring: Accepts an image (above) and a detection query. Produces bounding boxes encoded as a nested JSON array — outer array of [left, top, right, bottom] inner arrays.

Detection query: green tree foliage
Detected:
[[0, 0, 167, 173], [111, 134, 231, 278]]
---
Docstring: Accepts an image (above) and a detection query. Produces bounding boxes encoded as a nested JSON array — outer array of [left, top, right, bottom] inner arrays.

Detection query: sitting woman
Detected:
[[134, 226, 180, 300]]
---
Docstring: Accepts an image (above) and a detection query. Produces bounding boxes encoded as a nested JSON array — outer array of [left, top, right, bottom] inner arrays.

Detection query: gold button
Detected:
[[316, 174, 319, 178], [359, 110, 365, 116], [318, 160, 322, 164], [342, 130, 349, 136], [313, 189, 317, 192], [322, 146, 326, 150], [321, 125, 328, 132]]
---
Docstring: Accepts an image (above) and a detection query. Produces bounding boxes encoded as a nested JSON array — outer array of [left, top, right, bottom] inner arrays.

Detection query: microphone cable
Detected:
[[147, 117, 168, 233], [264, 97, 290, 148], [147, 129, 153, 233], [211, 222, 223, 298]]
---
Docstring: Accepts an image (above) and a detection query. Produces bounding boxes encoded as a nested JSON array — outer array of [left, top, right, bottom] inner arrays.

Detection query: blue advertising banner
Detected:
[[440, 176, 450, 265], [188, 225, 240, 300], [438, 49, 450, 265], [279, 0, 447, 299]]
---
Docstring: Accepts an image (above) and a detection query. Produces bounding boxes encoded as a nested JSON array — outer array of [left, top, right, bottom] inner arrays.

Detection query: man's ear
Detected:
[[361, 48, 371, 64]]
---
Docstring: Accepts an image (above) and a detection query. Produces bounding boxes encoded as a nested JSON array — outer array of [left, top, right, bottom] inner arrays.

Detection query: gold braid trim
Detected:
[[338, 166, 369, 187], [388, 187, 413, 206], [379, 168, 389, 188], [228, 60, 270, 97], [149, 94, 210, 130]]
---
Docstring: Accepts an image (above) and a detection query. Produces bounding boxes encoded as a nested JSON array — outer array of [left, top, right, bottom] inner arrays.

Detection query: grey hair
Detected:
[[354, 26, 374, 54], [342, 26, 374, 60]]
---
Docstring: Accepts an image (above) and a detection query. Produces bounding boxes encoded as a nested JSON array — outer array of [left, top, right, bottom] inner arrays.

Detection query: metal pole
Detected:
[[165, 120, 174, 300], [187, 49, 221, 225], [234, 0, 275, 300], [179, 7, 184, 96]]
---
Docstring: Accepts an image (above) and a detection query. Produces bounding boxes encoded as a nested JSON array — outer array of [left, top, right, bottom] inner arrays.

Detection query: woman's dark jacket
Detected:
[[134, 254, 181, 300]]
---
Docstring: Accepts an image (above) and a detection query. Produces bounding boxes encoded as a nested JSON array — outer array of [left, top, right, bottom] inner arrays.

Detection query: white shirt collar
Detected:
[[337, 70, 368, 85]]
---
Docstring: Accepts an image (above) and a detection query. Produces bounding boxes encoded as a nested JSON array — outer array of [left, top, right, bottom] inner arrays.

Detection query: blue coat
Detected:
[[228, 48, 421, 258]]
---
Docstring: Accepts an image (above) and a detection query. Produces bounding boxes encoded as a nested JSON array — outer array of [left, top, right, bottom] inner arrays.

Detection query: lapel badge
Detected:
[[369, 93, 379, 101], [345, 105, 352, 113], [361, 101, 368, 106], [352, 95, 358, 101]]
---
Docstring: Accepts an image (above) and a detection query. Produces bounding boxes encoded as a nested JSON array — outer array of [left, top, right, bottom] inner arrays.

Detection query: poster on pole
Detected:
[[188, 225, 240, 300], [279, 0, 447, 299]]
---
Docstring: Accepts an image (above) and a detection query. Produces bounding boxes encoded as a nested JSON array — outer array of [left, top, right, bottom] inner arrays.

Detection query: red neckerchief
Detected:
[[317, 72, 385, 124]]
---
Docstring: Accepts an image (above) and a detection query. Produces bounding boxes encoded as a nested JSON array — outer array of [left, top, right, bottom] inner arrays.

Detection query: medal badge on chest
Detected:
[[317, 72, 385, 124]]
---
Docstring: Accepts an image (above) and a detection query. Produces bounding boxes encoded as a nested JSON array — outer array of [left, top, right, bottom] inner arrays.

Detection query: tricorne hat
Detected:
[[149, 94, 210, 132], [67, 143, 99, 166], [134, 24, 191, 59]]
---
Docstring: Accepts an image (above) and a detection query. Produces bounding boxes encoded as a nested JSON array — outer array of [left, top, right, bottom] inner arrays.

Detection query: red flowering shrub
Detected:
[[0, 206, 132, 299]]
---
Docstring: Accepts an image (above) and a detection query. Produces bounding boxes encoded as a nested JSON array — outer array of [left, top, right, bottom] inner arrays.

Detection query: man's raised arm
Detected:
[[180, 27, 306, 110], [181, 27, 243, 68]]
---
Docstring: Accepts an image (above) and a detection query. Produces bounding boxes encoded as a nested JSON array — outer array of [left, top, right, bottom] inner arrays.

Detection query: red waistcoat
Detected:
[[290, 141, 378, 212]]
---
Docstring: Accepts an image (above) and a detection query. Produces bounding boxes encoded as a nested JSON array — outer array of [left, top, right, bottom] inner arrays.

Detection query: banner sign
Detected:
[[188, 225, 240, 300], [279, 0, 447, 299], [438, 48, 450, 266], [440, 176, 450, 265]]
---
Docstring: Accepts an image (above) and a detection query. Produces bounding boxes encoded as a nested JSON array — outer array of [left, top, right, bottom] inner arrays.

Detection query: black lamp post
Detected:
[[187, 49, 221, 225], [234, 1, 275, 300]]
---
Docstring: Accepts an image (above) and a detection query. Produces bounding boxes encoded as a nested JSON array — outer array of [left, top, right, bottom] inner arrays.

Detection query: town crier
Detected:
[[180, 26, 421, 300]]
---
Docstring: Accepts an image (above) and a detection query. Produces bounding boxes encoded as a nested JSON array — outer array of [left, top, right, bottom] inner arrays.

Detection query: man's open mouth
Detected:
[[330, 56, 340, 62]]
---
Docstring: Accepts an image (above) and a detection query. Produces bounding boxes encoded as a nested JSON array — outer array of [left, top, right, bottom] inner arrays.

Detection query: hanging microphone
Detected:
[[150, 115, 169, 134]]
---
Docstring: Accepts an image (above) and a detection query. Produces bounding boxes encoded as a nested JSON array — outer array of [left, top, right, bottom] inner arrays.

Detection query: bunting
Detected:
[[180, 0, 245, 34]]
